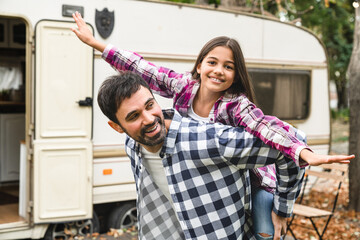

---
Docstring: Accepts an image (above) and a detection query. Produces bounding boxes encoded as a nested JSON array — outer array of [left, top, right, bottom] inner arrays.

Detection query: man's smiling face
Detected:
[[111, 86, 166, 152]]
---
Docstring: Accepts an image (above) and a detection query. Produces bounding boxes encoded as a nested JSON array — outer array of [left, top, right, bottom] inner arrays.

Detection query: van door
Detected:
[[33, 20, 93, 223]]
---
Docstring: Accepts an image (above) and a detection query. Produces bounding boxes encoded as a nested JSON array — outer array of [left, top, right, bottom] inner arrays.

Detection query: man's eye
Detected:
[[146, 102, 154, 109], [129, 113, 138, 120]]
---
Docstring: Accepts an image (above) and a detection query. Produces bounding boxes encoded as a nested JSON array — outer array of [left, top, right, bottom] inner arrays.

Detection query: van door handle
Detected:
[[77, 97, 93, 107]]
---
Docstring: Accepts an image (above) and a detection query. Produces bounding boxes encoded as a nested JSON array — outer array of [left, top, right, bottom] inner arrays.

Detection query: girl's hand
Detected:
[[271, 211, 287, 240], [71, 11, 106, 52], [300, 149, 355, 166]]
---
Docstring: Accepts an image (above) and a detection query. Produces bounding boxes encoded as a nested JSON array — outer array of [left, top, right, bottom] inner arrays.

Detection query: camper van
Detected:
[[0, 0, 330, 239]]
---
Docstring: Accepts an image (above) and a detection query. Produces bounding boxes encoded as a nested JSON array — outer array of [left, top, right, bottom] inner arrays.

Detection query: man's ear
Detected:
[[108, 121, 124, 133]]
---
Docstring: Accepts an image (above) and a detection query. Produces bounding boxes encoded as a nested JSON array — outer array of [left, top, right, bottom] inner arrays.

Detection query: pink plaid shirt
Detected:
[[102, 45, 309, 193]]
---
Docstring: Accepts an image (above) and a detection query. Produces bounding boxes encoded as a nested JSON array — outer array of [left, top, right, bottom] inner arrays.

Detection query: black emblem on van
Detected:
[[95, 8, 114, 39]]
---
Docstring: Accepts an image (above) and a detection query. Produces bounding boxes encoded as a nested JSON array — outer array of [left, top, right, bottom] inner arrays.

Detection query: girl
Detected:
[[71, 12, 353, 240]]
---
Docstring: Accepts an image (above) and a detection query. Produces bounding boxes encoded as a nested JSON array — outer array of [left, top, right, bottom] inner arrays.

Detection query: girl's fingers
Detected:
[[333, 154, 354, 161], [72, 12, 83, 24]]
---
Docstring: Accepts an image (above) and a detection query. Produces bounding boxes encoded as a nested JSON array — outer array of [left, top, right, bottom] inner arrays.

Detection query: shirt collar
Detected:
[[127, 136, 141, 156], [160, 108, 182, 157]]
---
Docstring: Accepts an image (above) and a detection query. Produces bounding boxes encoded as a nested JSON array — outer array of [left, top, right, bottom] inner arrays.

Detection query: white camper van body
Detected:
[[0, 0, 330, 238]]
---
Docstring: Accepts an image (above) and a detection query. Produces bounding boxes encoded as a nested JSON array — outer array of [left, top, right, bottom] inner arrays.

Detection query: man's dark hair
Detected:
[[97, 72, 153, 125]]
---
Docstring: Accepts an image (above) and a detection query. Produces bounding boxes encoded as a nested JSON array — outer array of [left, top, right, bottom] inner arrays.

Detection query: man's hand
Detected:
[[300, 149, 355, 166], [271, 211, 287, 240], [71, 11, 106, 52]]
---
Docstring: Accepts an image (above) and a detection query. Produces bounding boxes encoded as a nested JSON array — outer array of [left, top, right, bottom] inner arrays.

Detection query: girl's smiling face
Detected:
[[196, 46, 236, 95]]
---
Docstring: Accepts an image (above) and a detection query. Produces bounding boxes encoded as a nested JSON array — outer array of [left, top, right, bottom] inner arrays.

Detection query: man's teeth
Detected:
[[146, 124, 157, 133]]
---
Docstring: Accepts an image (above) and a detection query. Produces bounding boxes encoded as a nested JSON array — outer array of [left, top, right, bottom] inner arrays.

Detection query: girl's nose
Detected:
[[213, 66, 224, 75]]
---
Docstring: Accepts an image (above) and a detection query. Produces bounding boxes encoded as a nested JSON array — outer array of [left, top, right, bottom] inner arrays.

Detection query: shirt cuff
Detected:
[[294, 145, 311, 168], [272, 195, 295, 218], [102, 44, 114, 59]]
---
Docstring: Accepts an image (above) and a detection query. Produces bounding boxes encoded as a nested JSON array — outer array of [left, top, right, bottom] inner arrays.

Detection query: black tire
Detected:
[[107, 201, 137, 229], [92, 211, 100, 233], [43, 211, 100, 240]]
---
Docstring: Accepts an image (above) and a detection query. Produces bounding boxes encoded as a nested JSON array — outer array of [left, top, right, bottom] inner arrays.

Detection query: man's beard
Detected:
[[124, 117, 166, 147]]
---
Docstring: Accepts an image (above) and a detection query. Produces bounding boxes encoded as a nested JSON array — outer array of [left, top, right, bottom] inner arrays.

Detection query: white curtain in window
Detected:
[[272, 74, 307, 119], [0, 65, 22, 91]]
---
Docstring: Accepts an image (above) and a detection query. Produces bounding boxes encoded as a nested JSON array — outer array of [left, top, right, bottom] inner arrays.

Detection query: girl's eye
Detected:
[[225, 65, 234, 70], [208, 61, 216, 65]]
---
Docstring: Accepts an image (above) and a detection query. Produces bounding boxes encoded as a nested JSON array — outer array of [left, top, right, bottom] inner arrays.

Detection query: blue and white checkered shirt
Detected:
[[125, 109, 304, 240]]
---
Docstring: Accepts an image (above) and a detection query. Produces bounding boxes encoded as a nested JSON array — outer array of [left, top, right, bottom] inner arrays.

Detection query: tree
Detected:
[[262, 1, 354, 109], [347, 3, 360, 211]]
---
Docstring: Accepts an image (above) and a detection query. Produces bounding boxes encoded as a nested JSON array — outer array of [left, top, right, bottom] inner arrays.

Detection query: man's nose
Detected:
[[142, 111, 155, 125]]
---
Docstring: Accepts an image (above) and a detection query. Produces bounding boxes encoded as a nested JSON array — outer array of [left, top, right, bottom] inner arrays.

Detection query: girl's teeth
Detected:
[[212, 78, 222, 82]]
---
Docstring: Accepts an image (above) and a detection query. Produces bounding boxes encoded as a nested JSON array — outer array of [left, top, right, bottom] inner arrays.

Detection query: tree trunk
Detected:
[[336, 79, 349, 109], [347, 6, 360, 211]]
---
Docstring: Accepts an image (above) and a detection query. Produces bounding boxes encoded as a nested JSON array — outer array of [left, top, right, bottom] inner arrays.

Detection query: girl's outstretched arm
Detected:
[[299, 149, 354, 166], [71, 11, 106, 52], [218, 95, 356, 167]]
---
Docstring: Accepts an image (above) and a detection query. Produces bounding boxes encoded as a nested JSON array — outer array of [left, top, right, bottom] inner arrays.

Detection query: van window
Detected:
[[249, 69, 310, 120], [12, 22, 26, 45]]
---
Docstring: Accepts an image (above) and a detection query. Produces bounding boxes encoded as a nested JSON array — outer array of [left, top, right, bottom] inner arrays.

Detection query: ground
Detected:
[[86, 119, 359, 240], [285, 119, 360, 240], [285, 179, 360, 240]]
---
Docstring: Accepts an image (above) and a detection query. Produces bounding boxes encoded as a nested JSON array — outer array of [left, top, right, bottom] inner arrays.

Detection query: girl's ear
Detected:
[[108, 120, 124, 133], [196, 63, 201, 74]]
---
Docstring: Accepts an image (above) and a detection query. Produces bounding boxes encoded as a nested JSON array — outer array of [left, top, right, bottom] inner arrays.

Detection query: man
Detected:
[[98, 72, 351, 240]]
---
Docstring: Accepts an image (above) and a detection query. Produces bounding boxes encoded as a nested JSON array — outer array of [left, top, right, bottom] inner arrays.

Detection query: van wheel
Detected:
[[107, 202, 137, 229], [43, 212, 100, 240]]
